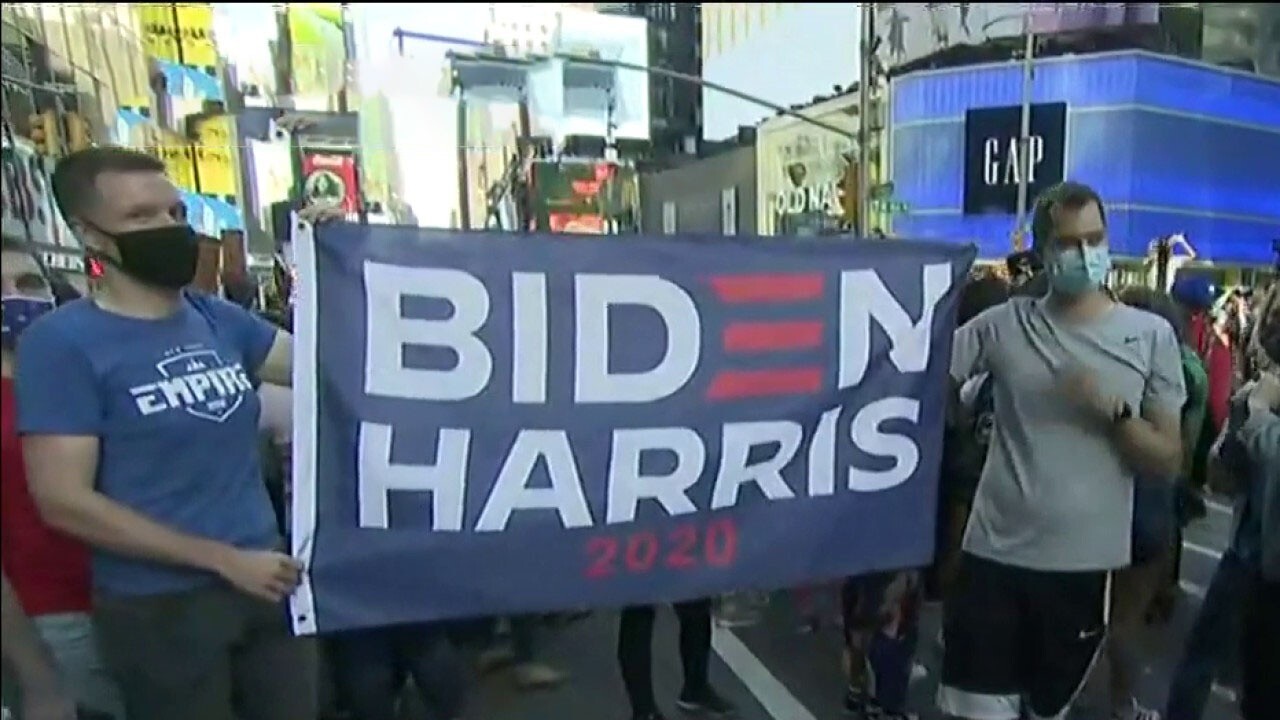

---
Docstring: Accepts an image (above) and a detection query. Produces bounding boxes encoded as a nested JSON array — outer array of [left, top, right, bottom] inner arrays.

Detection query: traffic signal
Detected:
[[839, 161, 858, 228], [28, 111, 59, 156], [65, 112, 93, 152]]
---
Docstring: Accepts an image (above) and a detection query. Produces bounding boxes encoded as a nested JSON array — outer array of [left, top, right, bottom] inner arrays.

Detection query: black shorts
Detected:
[[938, 553, 1110, 720]]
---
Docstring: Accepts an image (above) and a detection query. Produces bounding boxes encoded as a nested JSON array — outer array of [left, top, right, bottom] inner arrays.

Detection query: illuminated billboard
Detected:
[[890, 52, 1280, 264]]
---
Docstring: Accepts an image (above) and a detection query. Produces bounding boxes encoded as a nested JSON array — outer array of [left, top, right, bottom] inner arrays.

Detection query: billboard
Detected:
[[557, 9, 649, 141], [1, 137, 77, 252], [287, 3, 348, 112], [499, 6, 650, 142], [755, 95, 857, 237], [873, 3, 1160, 70], [300, 147, 361, 215], [890, 52, 1280, 264], [701, 3, 861, 142], [962, 103, 1067, 215], [531, 160, 638, 233]]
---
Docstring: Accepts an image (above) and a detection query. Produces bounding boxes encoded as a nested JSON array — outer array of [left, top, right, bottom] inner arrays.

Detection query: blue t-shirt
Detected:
[[16, 291, 281, 596]]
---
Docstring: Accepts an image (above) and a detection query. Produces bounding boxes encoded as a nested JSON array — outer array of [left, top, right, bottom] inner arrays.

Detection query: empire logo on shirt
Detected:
[[129, 348, 253, 423]]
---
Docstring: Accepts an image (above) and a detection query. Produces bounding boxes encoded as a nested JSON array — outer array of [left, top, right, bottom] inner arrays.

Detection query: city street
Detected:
[[466, 498, 1240, 720]]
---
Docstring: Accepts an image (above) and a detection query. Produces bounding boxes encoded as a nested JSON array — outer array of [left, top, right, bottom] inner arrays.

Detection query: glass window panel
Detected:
[[63, 4, 92, 71], [72, 66, 99, 120], [3, 4, 41, 39], [36, 4, 71, 70], [97, 77, 120, 143], [96, 20, 149, 109]]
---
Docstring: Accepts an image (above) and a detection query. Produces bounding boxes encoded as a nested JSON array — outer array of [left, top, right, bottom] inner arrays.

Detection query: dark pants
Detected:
[[617, 600, 712, 716], [328, 623, 465, 720], [842, 571, 921, 712], [476, 615, 540, 662], [94, 584, 317, 720], [1166, 550, 1247, 720], [1241, 578, 1280, 720]]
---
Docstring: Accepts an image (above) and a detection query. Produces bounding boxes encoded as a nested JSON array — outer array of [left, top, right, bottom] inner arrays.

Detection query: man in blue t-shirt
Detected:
[[14, 147, 313, 720]]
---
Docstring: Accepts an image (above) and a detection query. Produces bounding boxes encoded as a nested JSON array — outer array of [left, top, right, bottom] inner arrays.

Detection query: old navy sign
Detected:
[[963, 102, 1067, 215]]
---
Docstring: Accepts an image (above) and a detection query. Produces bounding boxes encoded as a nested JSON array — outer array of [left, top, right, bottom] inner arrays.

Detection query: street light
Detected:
[[392, 24, 875, 236], [391, 28, 860, 142]]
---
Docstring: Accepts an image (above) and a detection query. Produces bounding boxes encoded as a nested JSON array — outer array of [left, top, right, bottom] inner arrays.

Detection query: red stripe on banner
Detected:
[[706, 368, 824, 400], [709, 274, 824, 303], [722, 321, 824, 353]]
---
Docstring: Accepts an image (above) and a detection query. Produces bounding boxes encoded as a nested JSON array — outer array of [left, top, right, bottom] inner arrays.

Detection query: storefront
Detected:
[[756, 93, 858, 236], [890, 51, 1280, 266]]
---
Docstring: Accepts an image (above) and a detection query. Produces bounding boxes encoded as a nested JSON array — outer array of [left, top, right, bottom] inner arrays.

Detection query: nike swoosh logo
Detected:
[[1078, 628, 1103, 640], [1123, 336, 1140, 344]]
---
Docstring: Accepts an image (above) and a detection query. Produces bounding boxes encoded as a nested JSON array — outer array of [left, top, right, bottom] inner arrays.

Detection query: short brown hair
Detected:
[[1031, 181, 1107, 252], [50, 146, 166, 222]]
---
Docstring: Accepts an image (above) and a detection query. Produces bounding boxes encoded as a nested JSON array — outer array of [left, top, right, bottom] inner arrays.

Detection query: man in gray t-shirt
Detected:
[[937, 182, 1186, 720], [952, 294, 1186, 571]]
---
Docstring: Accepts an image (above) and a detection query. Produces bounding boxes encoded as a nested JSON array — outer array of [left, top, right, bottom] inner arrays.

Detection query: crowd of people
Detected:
[[0, 147, 1276, 720]]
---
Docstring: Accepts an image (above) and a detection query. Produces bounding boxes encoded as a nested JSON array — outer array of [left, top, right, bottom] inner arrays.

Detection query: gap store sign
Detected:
[[890, 51, 1280, 264]]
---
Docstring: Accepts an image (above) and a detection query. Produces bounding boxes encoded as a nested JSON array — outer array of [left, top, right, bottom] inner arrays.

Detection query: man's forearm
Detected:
[[39, 490, 236, 576], [1, 573, 61, 694], [1114, 417, 1182, 480]]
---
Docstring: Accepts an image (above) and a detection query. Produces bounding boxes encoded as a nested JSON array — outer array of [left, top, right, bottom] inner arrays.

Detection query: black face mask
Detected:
[[90, 224, 200, 290]]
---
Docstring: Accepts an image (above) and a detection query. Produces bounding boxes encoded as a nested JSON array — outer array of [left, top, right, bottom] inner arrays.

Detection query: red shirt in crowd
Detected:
[[1186, 312, 1234, 432], [0, 376, 92, 616]]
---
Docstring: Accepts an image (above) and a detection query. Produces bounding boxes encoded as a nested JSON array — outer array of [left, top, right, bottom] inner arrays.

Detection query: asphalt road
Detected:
[[453, 498, 1239, 720]]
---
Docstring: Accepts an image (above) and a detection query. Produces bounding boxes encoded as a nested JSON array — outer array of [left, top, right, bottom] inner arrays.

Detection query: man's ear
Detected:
[[68, 219, 92, 246]]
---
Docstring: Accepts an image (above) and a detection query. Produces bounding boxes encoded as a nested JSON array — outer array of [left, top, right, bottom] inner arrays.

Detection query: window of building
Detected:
[[703, 4, 717, 59], [63, 4, 94, 71], [721, 187, 737, 235], [35, 4, 70, 70]]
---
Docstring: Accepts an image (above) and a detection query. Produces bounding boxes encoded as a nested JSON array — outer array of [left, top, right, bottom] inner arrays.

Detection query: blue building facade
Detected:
[[890, 51, 1280, 264]]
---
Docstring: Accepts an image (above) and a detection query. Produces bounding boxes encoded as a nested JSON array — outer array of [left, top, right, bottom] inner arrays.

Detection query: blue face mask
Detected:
[[0, 295, 55, 347], [1047, 243, 1112, 295]]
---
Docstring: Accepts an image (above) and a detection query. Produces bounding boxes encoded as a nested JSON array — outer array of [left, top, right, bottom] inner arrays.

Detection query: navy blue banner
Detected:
[[289, 224, 975, 634]]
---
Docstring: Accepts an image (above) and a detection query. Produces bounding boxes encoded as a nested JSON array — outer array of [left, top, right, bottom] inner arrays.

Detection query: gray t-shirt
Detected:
[[951, 296, 1187, 571]]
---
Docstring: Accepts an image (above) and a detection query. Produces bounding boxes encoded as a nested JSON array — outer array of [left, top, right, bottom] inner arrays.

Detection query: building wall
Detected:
[[639, 144, 757, 235], [2, 4, 150, 145], [701, 3, 861, 142], [890, 51, 1280, 264]]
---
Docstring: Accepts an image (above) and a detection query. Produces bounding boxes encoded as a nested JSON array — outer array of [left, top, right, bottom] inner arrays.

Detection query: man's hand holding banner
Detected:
[[289, 224, 976, 634]]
